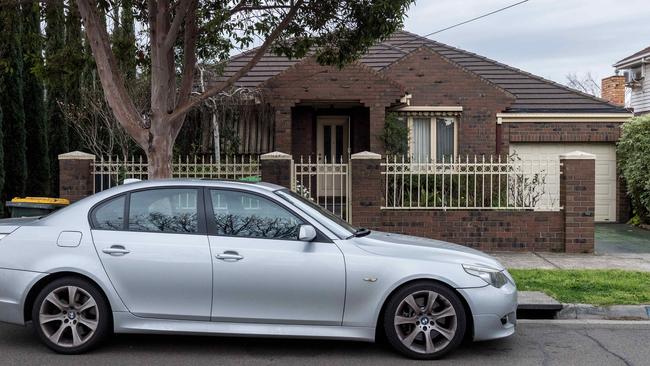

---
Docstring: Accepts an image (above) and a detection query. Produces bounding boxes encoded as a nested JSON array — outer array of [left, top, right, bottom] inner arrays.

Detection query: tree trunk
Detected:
[[146, 133, 174, 179]]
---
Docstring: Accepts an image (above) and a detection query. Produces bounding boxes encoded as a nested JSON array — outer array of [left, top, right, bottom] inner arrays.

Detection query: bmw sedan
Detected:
[[0, 180, 516, 359]]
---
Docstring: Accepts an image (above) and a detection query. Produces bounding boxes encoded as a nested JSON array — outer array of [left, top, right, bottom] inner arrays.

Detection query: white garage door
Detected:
[[509, 143, 617, 222]]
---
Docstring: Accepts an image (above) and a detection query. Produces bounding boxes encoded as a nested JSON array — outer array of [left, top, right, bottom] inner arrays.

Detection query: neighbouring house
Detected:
[[207, 30, 632, 224], [613, 45, 650, 115]]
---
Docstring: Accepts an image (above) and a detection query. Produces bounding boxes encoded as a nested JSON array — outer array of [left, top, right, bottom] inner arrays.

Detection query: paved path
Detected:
[[493, 251, 650, 271], [596, 224, 650, 254], [0, 321, 649, 365], [493, 224, 650, 271]]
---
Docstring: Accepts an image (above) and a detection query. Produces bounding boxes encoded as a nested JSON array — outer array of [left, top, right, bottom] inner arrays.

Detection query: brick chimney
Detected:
[[601, 75, 625, 105]]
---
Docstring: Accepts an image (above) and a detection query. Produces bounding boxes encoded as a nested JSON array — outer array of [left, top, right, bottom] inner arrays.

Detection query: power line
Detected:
[[396, 0, 531, 47]]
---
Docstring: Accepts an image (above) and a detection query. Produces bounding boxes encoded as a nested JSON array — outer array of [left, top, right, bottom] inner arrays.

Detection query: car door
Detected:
[[206, 188, 346, 325], [90, 187, 213, 321]]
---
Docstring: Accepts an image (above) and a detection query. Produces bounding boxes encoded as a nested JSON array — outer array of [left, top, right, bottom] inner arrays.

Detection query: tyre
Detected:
[[383, 281, 466, 360], [31, 277, 111, 354]]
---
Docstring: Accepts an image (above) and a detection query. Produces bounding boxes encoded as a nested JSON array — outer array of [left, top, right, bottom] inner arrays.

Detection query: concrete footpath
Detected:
[[492, 252, 650, 272]]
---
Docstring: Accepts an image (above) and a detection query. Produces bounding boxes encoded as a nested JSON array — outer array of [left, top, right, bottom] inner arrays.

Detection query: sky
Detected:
[[403, 0, 650, 88]]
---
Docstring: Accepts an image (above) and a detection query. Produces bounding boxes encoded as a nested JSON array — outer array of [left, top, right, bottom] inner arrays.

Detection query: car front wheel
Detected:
[[383, 282, 467, 359], [32, 277, 111, 354]]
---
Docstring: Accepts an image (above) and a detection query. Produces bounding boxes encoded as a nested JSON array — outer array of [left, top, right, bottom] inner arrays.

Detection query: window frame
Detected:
[[204, 187, 332, 243], [88, 186, 207, 235], [407, 116, 458, 161], [89, 194, 127, 231]]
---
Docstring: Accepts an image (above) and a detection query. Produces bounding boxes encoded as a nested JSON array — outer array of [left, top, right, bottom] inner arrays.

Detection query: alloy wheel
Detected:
[[393, 290, 457, 354], [38, 286, 99, 348]]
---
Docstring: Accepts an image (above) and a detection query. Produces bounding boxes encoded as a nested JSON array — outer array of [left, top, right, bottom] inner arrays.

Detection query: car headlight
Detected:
[[463, 264, 509, 288]]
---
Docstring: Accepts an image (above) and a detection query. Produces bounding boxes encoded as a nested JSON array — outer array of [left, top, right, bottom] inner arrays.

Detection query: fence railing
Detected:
[[292, 156, 351, 223], [381, 155, 561, 211], [92, 155, 260, 193]]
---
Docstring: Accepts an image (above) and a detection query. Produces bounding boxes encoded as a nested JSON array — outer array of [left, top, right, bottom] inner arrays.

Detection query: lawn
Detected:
[[509, 269, 650, 306]]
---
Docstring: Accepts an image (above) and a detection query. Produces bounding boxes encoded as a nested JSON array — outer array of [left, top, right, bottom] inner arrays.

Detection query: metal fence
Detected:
[[381, 155, 561, 211], [92, 155, 260, 193], [292, 156, 351, 222]]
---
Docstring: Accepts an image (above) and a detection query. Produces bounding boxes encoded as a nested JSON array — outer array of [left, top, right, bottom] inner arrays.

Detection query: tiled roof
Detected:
[[213, 30, 629, 113], [613, 46, 650, 68]]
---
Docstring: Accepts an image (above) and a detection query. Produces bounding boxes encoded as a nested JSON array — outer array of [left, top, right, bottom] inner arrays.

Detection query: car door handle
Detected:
[[102, 245, 131, 256], [215, 251, 243, 261]]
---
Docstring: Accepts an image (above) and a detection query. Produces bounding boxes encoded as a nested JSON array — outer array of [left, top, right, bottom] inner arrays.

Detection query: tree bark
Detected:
[[144, 116, 175, 178]]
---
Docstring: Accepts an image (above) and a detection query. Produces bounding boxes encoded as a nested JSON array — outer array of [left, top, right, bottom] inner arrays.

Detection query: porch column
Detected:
[[274, 106, 292, 153], [368, 106, 386, 154], [58, 151, 95, 202], [560, 151, 596, 253], [260, 151, 293, 189], [349, 151, 382, 228]]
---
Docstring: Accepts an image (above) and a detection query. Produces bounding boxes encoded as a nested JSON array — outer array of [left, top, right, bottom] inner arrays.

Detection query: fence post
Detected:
[[58, 151, 95, 202], [260, 151, 293, 189], [349, 151, 382, 228], [560, 151, 596, 253]]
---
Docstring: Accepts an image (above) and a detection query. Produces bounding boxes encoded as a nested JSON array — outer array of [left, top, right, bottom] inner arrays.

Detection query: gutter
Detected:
[[614, 55, 650, 70], [496, 112, 634, 124]]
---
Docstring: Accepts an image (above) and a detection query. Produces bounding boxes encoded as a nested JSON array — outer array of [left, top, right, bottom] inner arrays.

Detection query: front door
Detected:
[[316, 116, 349, 198], [206, 189, 346, 325], [317, 116, 350, 163], [91, 188, 212, 321]]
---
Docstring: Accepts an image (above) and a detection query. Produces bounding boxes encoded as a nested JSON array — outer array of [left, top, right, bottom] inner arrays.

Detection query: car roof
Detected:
[[93, 179, 284, 198]]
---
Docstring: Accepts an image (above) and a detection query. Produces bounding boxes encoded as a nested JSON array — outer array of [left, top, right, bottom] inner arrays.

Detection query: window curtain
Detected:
[[412, 117, 431, 162], [436, 118, 454, 162]]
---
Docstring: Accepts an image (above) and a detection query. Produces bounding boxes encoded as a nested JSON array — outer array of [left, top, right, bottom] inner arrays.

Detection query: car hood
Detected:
[[352, 231, 505, 270]]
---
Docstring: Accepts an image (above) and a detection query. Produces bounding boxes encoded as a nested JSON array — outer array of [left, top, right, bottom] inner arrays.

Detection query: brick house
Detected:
[[58, 31, 634, 253], [212, 31, 632, 224]]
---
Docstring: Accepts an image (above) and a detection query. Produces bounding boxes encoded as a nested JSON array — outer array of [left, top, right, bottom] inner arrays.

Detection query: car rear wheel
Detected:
[[383, 282, 466, 359], [32, 277, 111, 354]]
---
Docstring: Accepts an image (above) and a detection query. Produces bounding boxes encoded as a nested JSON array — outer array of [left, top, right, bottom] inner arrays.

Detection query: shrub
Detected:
[[380, 112, 409, 156], [617, 115, 650, 224]]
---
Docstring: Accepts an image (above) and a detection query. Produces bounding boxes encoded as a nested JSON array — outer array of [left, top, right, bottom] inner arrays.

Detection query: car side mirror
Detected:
[[298, 224, 317, 242]]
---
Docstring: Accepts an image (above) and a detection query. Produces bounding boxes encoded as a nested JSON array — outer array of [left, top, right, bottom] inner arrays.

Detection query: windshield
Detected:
[[276, 189, 358, 235]]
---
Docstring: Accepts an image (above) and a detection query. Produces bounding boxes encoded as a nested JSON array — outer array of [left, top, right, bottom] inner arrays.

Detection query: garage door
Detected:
[[509, 143, 617, 222]]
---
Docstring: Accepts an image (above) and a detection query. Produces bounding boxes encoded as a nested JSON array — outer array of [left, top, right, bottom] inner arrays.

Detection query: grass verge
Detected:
[[509, 269, 650, 306]]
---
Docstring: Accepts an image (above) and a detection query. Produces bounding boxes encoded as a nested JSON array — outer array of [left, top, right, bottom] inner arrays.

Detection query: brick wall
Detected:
[[382, 47, 515, 156], [374, 210, 565, 252], [500, 122, 623, 152], [560, 153, 596, 253], [259, 152, 293, 189], [264, 57, 405, 153], [58, 152, 95, 203], [349, 151, 595, 253]]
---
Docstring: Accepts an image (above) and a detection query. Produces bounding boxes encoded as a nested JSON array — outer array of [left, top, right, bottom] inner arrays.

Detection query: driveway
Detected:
[[1, 321, 650, 365], [596, 224, 650, 254]]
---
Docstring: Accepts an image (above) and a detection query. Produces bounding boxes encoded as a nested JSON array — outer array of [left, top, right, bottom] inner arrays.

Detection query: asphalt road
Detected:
[[1, 320, 648, 366]]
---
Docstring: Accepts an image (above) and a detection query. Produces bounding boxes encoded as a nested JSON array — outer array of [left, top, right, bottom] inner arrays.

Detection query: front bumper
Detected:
[[0, 267, 44, 325], [458, 280, 517, 341]]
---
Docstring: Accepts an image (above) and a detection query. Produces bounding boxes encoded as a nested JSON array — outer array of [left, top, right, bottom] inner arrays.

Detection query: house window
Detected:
[[409, 116, 457, 162]]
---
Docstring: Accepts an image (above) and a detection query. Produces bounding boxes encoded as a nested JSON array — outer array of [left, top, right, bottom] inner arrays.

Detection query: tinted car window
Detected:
[[129, 189, 198, 233], [210, 190, 303, 239], [92, 195, 125, 230]]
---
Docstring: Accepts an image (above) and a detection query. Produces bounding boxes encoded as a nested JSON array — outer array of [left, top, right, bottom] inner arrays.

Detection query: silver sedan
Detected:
[[0, 180, 516, 359]]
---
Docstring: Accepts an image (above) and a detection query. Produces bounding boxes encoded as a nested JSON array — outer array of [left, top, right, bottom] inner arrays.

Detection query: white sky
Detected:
[[403, 0, 650, 87]]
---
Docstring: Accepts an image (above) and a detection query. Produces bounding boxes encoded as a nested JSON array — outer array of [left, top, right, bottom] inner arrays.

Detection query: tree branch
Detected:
[[76, 0, 146, 143], [171, 0, 198, 134], [163, 0, 192, 50], [168, 0, 304, 121]]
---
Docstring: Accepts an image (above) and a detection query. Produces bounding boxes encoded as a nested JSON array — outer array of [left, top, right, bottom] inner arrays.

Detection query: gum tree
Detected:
[[75, 0, 415, 178]]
